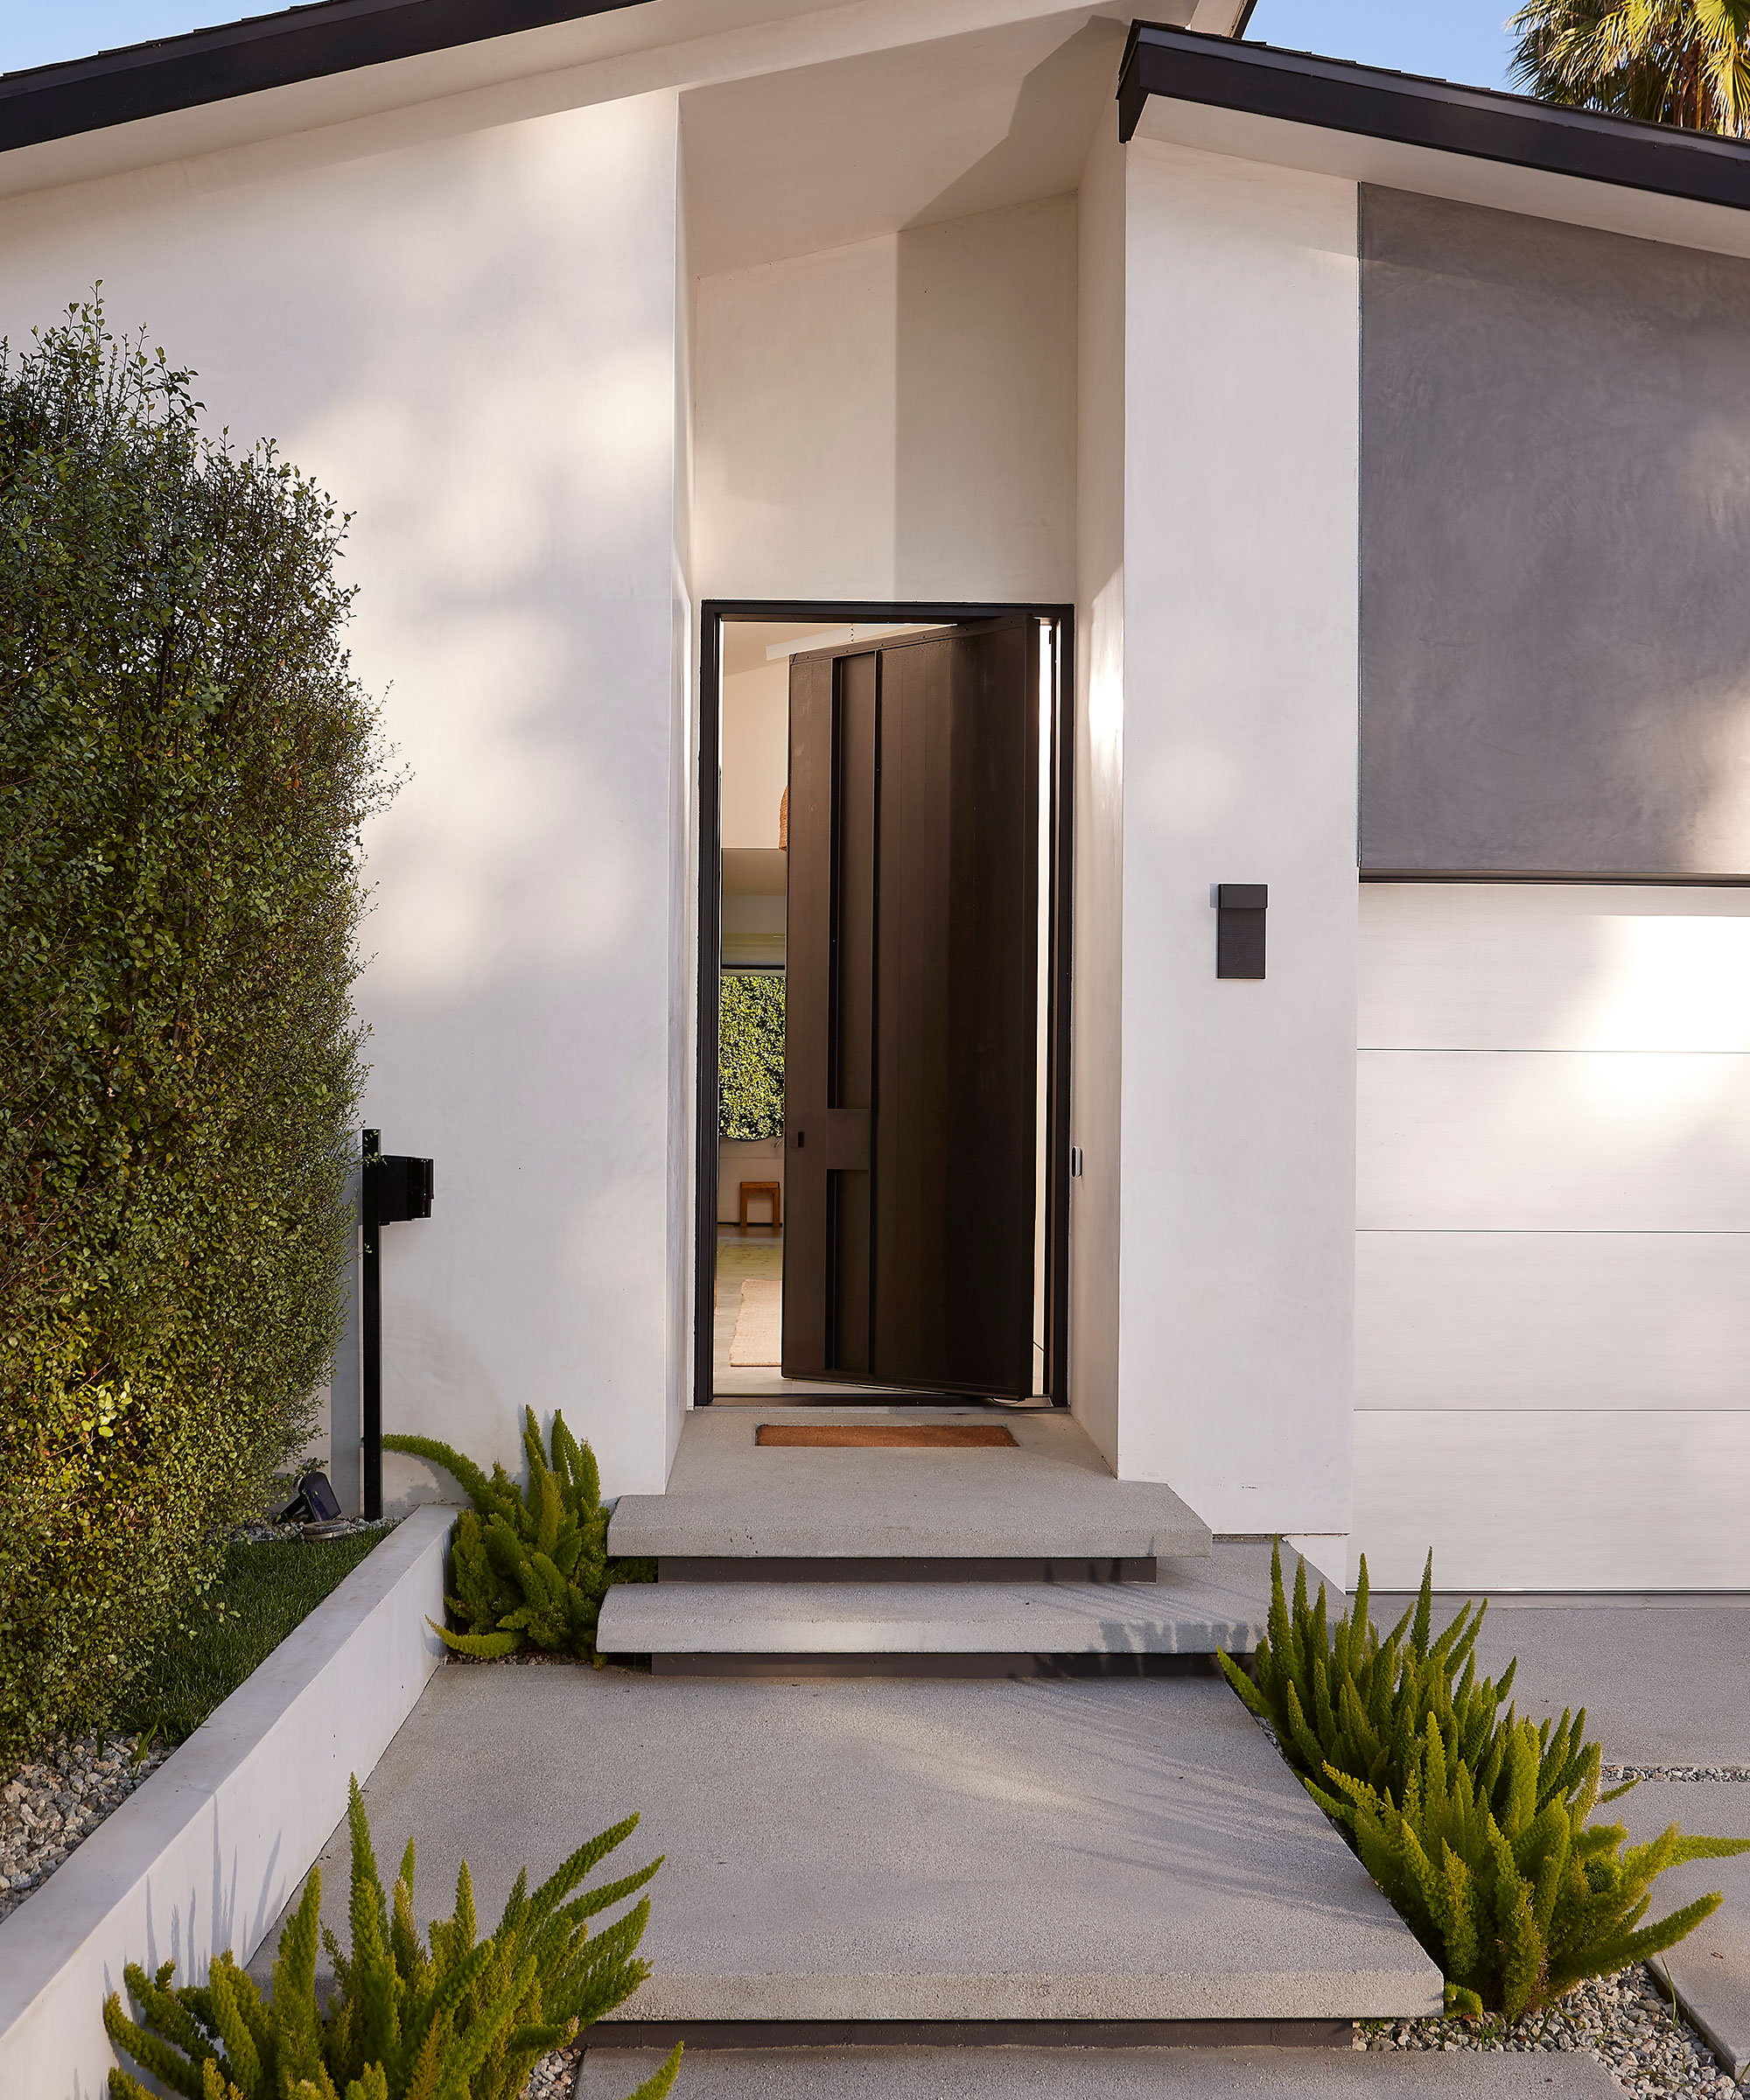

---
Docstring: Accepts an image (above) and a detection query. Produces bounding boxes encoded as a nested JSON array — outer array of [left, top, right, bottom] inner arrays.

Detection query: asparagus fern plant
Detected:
[[1222, 1546, 1749, 2020], [103, 1774, 681, 2100], [384, 1409, 653, 1663]]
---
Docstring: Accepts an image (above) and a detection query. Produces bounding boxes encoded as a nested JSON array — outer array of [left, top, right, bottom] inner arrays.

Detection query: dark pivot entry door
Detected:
[[784, 618, 1040, 1397]]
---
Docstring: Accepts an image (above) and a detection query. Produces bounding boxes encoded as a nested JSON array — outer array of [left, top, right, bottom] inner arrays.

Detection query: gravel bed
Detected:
[[445, 1648, 592, 1667], [0, 1730, 172, 1923], [1605, 1767, 1750, 1785], [1359, 1963, 1740, 2096], [526, 2040, 586, 2098], [235, 1514, 393, 1544]]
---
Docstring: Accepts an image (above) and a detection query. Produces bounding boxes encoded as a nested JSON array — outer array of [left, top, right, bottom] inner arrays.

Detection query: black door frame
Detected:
[[696, 598, 1074, 1410]]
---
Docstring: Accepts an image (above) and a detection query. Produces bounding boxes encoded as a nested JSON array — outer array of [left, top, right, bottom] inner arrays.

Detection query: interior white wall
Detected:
[[1069, 116, 1128, 1470], [1356, 882, 1750, 1588], [0, 89, 694, 1503], [1114, 141, 1360, 1536], [721, 661, 789, 848], [718, 1136, 786, 1223], [692, 195, 1077, 603]]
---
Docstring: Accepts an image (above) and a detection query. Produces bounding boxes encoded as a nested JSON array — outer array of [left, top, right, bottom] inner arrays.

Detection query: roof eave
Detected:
[[0, 0, 646, 157], [1117, 22, 1750, 217]]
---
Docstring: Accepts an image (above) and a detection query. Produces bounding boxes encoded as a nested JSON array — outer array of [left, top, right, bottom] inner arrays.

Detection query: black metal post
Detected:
[[360, 1127, 382, 1520]]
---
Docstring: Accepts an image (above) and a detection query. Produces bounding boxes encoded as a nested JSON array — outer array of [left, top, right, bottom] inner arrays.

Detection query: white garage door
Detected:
[[1354, 883, 1750, 1592]]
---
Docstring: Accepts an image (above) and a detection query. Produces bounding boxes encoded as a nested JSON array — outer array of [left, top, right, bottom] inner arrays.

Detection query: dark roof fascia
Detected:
[[0, 0, 648, 158], [1117, 21, 1750, 216]]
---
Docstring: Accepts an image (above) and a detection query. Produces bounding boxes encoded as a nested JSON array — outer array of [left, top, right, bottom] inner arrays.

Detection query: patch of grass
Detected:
[[117, 1530, 387, 1744]]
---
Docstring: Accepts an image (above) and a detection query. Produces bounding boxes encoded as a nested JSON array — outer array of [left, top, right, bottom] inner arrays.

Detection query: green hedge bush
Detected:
[[0, 301, 389, 1762], [718, 973, 783, 1139], [1223, 1547, 1750, 2020]]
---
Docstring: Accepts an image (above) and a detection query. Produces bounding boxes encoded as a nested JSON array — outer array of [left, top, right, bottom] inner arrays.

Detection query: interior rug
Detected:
[[755, 1423, 1018, 1448], [729, 1277, 782, 1365]]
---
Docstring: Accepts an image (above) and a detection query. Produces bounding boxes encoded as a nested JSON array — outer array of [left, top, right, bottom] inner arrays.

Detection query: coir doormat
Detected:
[[755, 1423, 1018, 1449]]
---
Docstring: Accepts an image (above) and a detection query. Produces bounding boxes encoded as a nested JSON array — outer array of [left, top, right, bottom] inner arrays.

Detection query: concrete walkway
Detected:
[[239, 1556, 1746, 2093], [579, 2044, 1620, 2097], [256, 1667, 1438, 2026]]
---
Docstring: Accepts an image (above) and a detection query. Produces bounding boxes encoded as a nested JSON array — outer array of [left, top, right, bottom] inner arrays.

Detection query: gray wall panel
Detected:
[[1360, 186, 1750, 875]]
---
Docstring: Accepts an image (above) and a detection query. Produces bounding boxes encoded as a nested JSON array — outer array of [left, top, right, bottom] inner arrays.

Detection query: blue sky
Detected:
[[3, 1, 1522, 89], [1246, 2, 1519, 90], [3, 4, 289, 74]]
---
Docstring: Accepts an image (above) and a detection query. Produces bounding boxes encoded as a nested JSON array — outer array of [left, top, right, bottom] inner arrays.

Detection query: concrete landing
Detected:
[[597, 1549, 1271, 1659], [255, 1668, 1438, 2026], [578, 2046, 1620, 2097], [608, 1409, 1210, 1563]]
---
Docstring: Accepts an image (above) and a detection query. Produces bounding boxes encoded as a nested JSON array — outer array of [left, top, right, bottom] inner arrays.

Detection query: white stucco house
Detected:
[[6, 0, 1750, 1593]]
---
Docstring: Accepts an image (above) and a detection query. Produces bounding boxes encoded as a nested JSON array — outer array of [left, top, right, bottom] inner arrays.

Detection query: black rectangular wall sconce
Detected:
[[360, 1130, 436, 1520], [1215, 884, 1267, 979]]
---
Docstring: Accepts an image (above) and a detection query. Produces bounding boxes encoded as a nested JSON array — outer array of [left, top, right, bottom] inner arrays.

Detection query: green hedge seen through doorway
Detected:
[[719, 973, 784, 1139]]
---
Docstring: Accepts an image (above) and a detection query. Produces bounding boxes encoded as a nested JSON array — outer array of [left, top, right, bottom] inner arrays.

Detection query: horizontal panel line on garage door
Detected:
[[1358, 1050, 1750, 1230], [1354, 1407, 1750, 1416]]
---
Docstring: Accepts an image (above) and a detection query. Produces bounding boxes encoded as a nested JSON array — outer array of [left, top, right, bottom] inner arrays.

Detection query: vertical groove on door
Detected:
[[832, 653, 878, 1373], [876, 640, 949, 1379], [781, 654, 833, 1377]]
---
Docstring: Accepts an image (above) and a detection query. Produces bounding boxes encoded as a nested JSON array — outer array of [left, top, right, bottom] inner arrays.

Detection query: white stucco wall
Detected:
[[0, 89, 696, 1500], [1114, 141, 1360, 1536], [692, 194, 1078, 603], [0, 36, 1371, 1527], [1070, 116, 1128, 1469], [667, 143, 698, 1479]]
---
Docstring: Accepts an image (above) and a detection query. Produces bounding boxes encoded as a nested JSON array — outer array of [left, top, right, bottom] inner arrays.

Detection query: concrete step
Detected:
[[596, 1549, 1276, 1662], [256, 1670, 1441, 2027], [578, 2044, 1620, 2098], [608, 1408, 1211, 1563]]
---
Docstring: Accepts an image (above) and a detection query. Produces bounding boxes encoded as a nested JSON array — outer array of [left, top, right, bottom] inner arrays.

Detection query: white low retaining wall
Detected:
[[0, 1505, 454, 2100]]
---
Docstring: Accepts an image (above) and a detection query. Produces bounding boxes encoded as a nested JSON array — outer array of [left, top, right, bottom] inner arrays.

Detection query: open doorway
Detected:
[[696, 602, 1072, 1408]]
